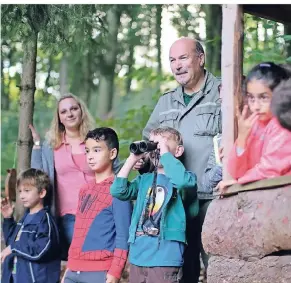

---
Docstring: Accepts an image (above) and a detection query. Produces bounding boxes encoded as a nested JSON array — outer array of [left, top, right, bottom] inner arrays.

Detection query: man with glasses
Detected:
[[139, 37, 222, 283]]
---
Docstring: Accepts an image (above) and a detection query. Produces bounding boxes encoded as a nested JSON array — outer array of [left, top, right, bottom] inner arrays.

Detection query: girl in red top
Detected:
[[225, 62, 291, 187]]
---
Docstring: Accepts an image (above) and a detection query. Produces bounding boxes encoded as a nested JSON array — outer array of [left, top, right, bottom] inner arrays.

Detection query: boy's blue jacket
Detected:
[[2, 207, 61, 283], [110, 152, 199, 244]]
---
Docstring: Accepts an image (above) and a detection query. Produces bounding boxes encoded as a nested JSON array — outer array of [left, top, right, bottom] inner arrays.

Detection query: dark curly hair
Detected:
[[85, 127, 119, 157]]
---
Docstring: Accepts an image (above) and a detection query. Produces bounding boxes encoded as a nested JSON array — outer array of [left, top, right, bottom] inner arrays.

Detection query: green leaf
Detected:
[[286, 57, 291, 63]]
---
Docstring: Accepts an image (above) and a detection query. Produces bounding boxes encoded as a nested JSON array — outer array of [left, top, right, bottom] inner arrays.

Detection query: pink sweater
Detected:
[[54, 140, 95, 216], [228, 117, 291, 184]]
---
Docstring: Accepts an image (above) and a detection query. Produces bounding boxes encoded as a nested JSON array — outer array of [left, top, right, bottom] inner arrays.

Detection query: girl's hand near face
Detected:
[[236, 105, 259, 148]]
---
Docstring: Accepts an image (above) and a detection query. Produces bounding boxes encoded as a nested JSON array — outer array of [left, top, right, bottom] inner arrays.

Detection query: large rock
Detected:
[[207, 255, 291, 283], [202, 186, 291, 259]]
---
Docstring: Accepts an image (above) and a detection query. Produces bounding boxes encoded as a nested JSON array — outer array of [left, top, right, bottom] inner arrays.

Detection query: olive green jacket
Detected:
[[143, 70, 222, 200]]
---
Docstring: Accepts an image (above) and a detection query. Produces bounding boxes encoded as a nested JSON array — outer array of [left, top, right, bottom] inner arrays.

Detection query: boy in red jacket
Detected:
[[63, 127, 131, 283]]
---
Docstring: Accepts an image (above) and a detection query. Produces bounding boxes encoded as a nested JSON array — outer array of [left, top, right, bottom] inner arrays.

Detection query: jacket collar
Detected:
[[172, 70, 215, 104], [94, 175, 115, 185], [19, 207, 49, 225]]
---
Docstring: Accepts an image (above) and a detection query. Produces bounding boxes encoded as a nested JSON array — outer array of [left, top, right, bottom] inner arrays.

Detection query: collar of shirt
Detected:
[[61, 132, 85, 146], [173, 70, 216, 104]]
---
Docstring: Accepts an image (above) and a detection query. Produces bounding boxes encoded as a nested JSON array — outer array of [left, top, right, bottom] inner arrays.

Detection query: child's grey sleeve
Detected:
[[201, 149, 223, 194]]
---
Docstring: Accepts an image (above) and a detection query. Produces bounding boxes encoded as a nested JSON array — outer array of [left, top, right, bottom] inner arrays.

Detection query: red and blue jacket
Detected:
[[67, 176, 132, 279]]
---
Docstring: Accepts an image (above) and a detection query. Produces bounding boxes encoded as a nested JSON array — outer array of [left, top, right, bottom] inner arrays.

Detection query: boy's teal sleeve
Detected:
[[160, 152, 197, 190], [161, 152, 198, 218], [110, 176, 141, 201]]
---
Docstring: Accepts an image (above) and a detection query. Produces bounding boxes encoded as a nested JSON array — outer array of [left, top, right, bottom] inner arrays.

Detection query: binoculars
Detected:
[[129, 140, 158, 155]]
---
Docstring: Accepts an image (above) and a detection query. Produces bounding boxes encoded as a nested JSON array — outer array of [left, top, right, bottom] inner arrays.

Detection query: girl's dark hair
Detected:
[[244, 62, 291, 94]]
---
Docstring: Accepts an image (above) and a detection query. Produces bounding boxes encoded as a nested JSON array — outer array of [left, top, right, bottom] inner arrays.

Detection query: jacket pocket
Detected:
[[193, 105, 220, 136], [159, 112, 179, 128]]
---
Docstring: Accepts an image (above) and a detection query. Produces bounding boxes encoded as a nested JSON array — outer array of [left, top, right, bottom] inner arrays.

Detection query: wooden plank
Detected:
[[221, 4, 243, 180], [243, 5, 291, 24], [214, 175, 291, 197]]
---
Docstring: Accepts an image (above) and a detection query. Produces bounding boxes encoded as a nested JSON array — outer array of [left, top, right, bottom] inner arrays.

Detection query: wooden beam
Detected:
[[221, 4, 243, 180], [214, 175, 291, 197], [243, 5, 291, 24]]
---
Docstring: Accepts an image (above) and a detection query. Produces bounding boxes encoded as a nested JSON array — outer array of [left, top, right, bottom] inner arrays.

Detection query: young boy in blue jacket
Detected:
[[1, 168, 61, 283], [110, 127, 198, 283]]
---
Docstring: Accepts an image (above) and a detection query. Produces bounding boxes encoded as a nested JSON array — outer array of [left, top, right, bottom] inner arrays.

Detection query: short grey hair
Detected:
[[195, 40, 205, 55]]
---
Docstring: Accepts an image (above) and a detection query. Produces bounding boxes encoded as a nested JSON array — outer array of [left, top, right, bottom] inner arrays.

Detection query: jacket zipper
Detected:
[[29, 262, 36, 283], [13, 224, 24, 242]]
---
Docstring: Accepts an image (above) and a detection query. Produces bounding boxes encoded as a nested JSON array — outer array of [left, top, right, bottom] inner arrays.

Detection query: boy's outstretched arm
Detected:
[[110, 153, 144, 200], [10, 212, 59, 261], [107, 198, 132, 280]]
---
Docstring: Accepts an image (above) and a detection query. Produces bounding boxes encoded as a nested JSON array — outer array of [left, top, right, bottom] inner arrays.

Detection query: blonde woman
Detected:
[[29, 94, 102, 259]]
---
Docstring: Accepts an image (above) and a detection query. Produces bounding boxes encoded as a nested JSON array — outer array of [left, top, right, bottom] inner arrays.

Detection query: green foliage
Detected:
[[2, 4, 291, 184], [1, 4, 107, 55], [168, 4, 201, 39], [1, 94, 56, 187], [96, 104, 154, 180], [243, 14, 288, 72]]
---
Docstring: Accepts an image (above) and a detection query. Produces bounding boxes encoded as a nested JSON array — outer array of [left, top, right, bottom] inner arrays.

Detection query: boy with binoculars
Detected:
[[110, 126, 198, 283]]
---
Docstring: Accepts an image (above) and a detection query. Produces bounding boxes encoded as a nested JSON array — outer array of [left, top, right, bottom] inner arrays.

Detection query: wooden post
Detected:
[[221, 4, 243, 179]]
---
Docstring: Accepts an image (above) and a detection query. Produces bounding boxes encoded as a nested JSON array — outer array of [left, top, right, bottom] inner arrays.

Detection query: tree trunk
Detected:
[[155, 5, 163, 91], [212, 5, 222, 75], [205, 5, 214, 72], [1, 58, 10, 110], [263, 19, 268, 49], [60, 55, 69, 95], [125, 44, 134, 95], [44, 55, 53, 95], [285, 24, 291, 59], [255, 20, 259, 50], [16, 32, 38, 218], [82, 53, 91, 105], [156, 5, 162, 75], [71, 57, 82, 96], [97, 6, 121, 119], [205, 5, 222, 75]]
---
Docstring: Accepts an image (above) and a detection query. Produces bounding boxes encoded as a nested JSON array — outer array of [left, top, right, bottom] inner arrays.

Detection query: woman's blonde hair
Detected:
[[46, 93, 95, 149]]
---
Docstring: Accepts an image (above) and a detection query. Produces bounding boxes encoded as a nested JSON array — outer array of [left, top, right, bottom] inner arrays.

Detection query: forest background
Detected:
[[1, 4, 291, 186]]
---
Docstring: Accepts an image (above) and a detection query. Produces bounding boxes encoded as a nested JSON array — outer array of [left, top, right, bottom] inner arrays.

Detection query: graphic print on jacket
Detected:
[[139, 184, 168, 236], [80, 194, 97, 213], [70, 185, 117, 256]]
